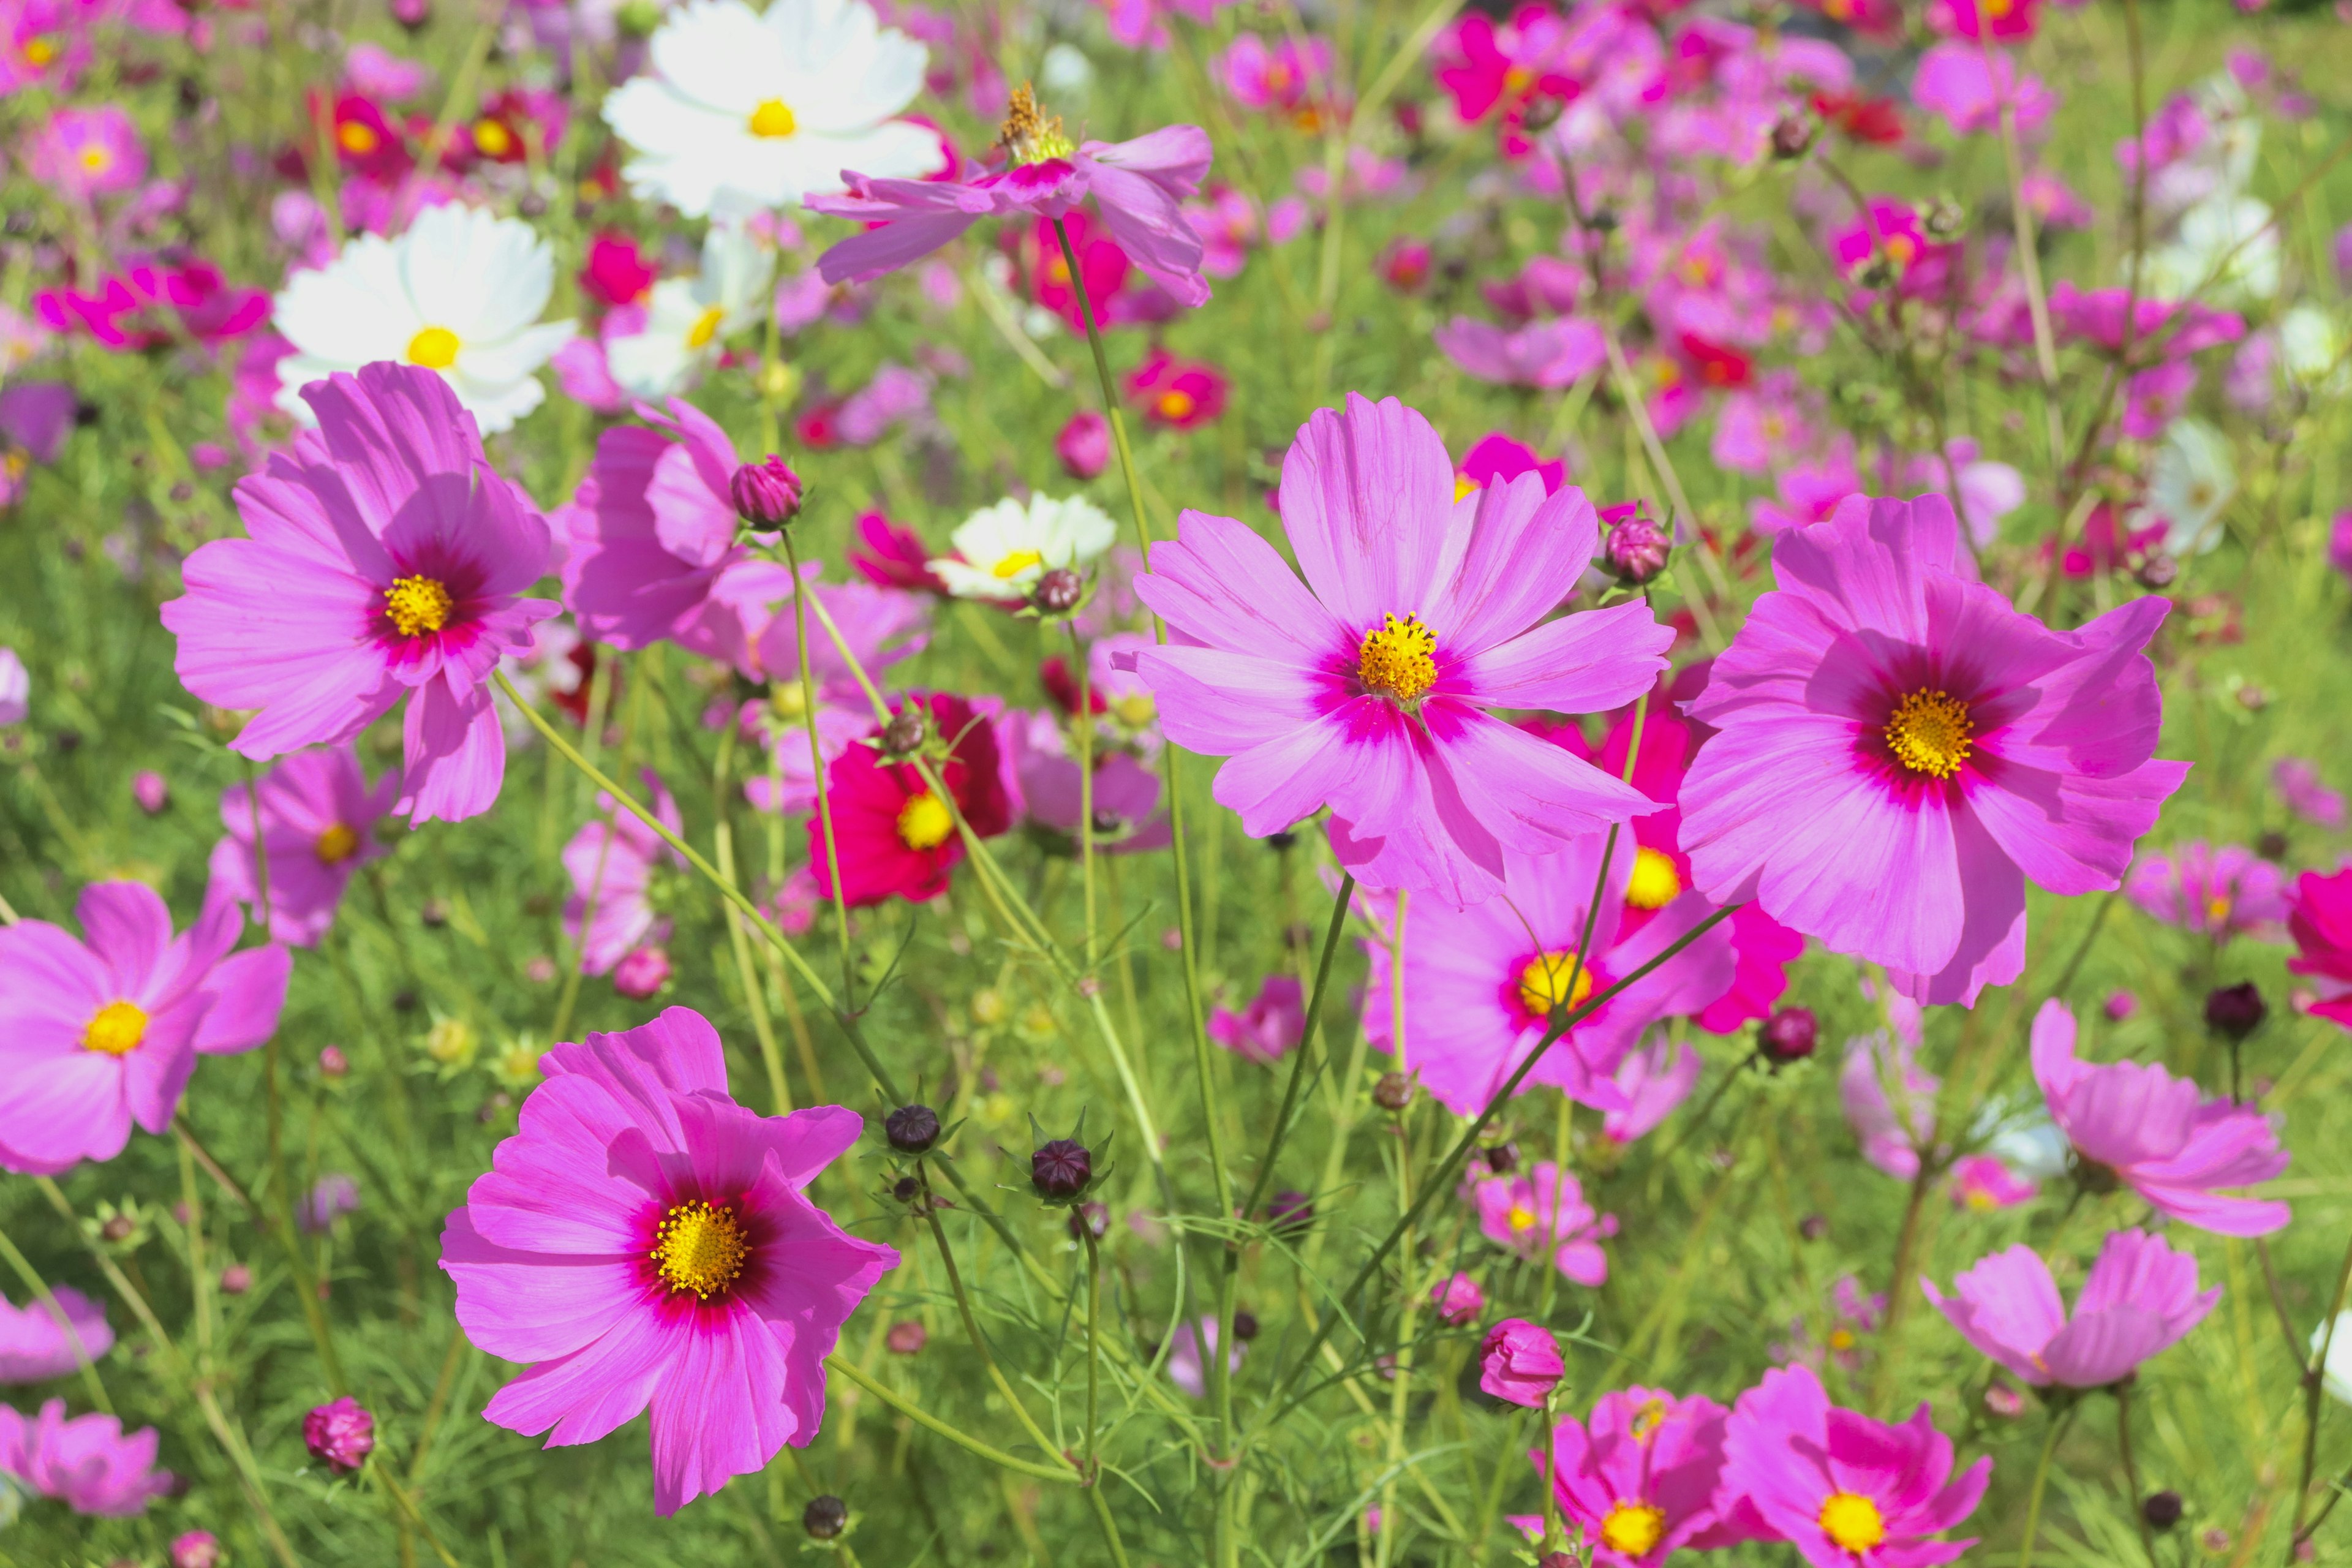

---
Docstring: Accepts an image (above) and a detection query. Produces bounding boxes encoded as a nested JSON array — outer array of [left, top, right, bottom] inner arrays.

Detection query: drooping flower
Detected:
[[2030, 999, 2289, 1235], [441, 1007, 897, 1515], [1923, 1228, 2217, 1389], [1131, 393, 1669, 907], [603, 0, 940, 218], [26, 105, 145, 200], [162, 363, 560, 825], [930, 493, 1115, 603], [2125, 842, 2289, 944], [207, 745, 401, 947], [809, 693, 1012, 906], [1206, 974, 1305, 1066], [1479, 1319, 1563, 1408], [1678, 494, 2185, 1005], [1167, 1316, 1243, 1398], [270, 203, 576, 435], [0, 1287, 112, 1382], [2289, 867, 2352, 1030], [0, 883, 288, 1175], [1720, 1364, 1989, 1568], [564, 772, 687, 976], [1536, 1388, 1758, 1566], [1470, 1161, 1616, 1286], [606, 223, 778, 399], [0, 1400, 173, 1515]]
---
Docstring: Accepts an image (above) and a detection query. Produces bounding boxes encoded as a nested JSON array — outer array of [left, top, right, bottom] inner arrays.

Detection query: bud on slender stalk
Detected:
[[729, 456, 803, 529]]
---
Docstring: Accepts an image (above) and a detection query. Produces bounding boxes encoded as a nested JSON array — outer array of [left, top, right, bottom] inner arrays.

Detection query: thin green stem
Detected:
[[2116, 1384, 2158, 1568], [2016, 1404, 2073, 1568], [0, 1222, 111, 1413], [1071, 621, 1098, 970], [781, 531, 856, 1008], [920, 1179, 1064, 1464], [821, 1355, 1074, 1483], [2290, 1224, 2352, 1557], [1082, 1223, 1104, 1468], [714, 720, 793, 1114]]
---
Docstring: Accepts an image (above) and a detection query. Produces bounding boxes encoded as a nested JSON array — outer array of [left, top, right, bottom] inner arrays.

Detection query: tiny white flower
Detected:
[[2314, 1311, 2352, 1408], [2147, 194, 2278, 305], [2278, 304, 2347, 394], [606, 222, 779, 398], [932, 495, 1117, 602], [603, 0, 938, 219], [272, 203, 576, 434], [2146, 417, 2237, 556]]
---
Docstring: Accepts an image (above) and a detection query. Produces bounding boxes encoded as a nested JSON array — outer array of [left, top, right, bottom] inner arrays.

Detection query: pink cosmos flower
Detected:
[[0, 883, 288, 1175], [1435, 316, 1607, 389], [35, 256, 269, 351], [1470, 1161, 1616, 1286], [812, 91, 1213, 310], [1830, 200, 1959, 299], [1721, 1364, 1988, 1568], [1206, 974, 1305, 1065], [2030, 999, 2290, 1235], [1711, 373, 1822, 476], [0, 647, 26, 724], [303, 1395, 374, 1472], [0, 1287, 112, 1382], [564, 772, 685, 976], [1601, 1035, 1702, 1145], [1678, 494, 2185, 1005], [1537, 1388, 1758, 1564], [1841, 1019, 1939, 1180], [1128, 349, 1227, 429], [1455, 433, 1565, 497], [1057, 411, 1111, 479], [1430, 1272, 1485, 1325], [1924, 1228, 2216, 1389], [1167, 1316, 1243, 1398], [748, 573, 930, 698], [1432, 7, 1577, 156], [1749, 447, 1862, 536], [2272, 757, 2345, 829], [1931, 0, 2040, 41], [995, 709, 1169, 853], [1219, 32, 1331, 113], [1479, 1319, 1564, 1407], [0, 1400, 173, 1515], [26, 105, 145, 200], [2125, 842, 2289, 944], [1948, 1154, 2037, 1210], [1910, 42, 2054, 138], [2289, 867, 2352, 1030], [2046, 284, 2244, 361], [160, 363, 559, 826], [208, 745, 401, 947], [440, 1007, 897, 1515], [1129, 393, 1668, 907]]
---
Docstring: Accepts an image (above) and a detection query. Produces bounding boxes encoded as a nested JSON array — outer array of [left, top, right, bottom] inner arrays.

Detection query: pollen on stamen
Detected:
[[650, 1200, 750, 1300], [1357, 613, 1438, 704], [1884, 688, 1974, 780], [1515, 948, 1593, 1018], [384, 575, 454, 639]]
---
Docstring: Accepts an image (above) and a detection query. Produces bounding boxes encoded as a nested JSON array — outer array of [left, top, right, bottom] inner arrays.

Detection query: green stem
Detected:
[[714, 720, 793, 1114], [1082, 1223, 1104, 1468], [781, 530, 856, 1009], [823, 1354, 1077, 1484], [919, 1177, 1065, 1464], [1071, 621, 1098, 970], [0, 1222, 111, 1413], [2017, 1404, 2073, 1568], [2290, 1224, 2352, 1557], [2116, 1384, 2158, 1568]]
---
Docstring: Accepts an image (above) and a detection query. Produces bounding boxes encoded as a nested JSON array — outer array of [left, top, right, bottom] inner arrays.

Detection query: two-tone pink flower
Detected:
[[1925, 1229, 2217, 1389]]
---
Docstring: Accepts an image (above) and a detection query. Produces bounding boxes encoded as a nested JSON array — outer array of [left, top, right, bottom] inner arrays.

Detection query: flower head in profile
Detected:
[[2031, 999, 2289, 1235], [1478, 1319, 1562, 1408], [2288, 866, 2352, 1030], [1601, 1036, 1702, 1147], [440, 1007, 897, 1515], [1679, 495, 2185, 1005], [810, 693, 1012, 906], [1538, 1388, 1758, 1566], [270, 204, 575, 434], [564, 772, 687, 976], [931, 494, 1115, 603], [162, 363, 559, 824], [1469, 1161, 1616, 1286], [1131, 393, 1670, 908], [0, 883, 288, 1175], [0, 1287, 112, 1383], [208, 745, 401, 947], [0, 1400, 173, 1515], [1924, 1228, 2217, 1389], [2125, 841, 2288, 944], [1948, 1154, 2037, 1211]]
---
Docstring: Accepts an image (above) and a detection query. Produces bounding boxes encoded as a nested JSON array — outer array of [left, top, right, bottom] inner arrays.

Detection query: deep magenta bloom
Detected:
[[0, 1286, 112, 1382], [1537, 1388, 1759, 1565], [440, 1008, 897, 1515], [161, 363, 559, 825], [1471, 1161, 1616, 1286], [2125, 842, 2288, 944], [1720, 1364, 1989, 1568], [1923, 1228, 2217, 1389], [303, 1396, 374, 1472], [0, 883, 288, 1175], [563, 771, 685, 976], [2288, 867, 2352, 1030], [1455, 432, 1564, 496], [208, 744, 400, 947], [1478, 1318, 1564, 1408], [1679, 495, 2185, 1005], [1057, 411, 1111, 480], [2032, 1000, 2288, 1235], [0, 1400, 173, 1515], [809, 694, 1012, 908], [1127, 349, 1227, 429], [1131, 393, 1667, 907]]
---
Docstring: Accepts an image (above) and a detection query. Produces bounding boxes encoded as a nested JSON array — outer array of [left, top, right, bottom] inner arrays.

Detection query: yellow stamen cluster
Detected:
[[1156, 390, 1197, 421], [748, 99, 797, 138], [405, 325, 459, 369], [897, 791, 954, 851], [1884, 688, 1974, 780], [686, 305, 727, 350], [84, 1000, 148, 1057], [339, 119, 380, 156], [1817, 1492, 1887, 1552], [1356, 613, 1438, 704], [315, 823, 361, 865], [997, 84, 1074, 166], [385, 576, 455, 639], [651, 1200, 750, 1299], [990, 549, 1044, 580], [473, 118, 514, 157], [1516, 949, 1593, 1019], [1626, 847, 1682, 910], [1600, 1501, 1668, 1557]]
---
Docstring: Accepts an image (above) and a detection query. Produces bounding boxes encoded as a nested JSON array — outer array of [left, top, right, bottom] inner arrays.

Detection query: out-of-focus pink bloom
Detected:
[[2021, 170, 2097, 229], [131, 770, 168, 815], [0, 647, 23, 724], [1185, 184, 1261, 278], [2124, 359, 2199, 440], [1478, 1319, 1563, 1407], [1538, 1387, 1759, 1563], [1949, 1154, 2037, 1210], [1841, 1023, 1939, 1180], [1748, 447, 1861, 535], [209, 745, 401, 948], [1912, 41, 2052, 136], [1092, 0, 1225, 50], [580, 233, 657, 307], [303, 1396, 374, 1472], [848, 511, 949, 595], [1432, 8, 1577, 157], [170, 1531, 222, 1568], [1471, 1161, 1616, 1285], [2105, 990, 2138, 1021], [2125, 842, 2290, 944], [1436, 315, 1606, 388], [1167, 1316, 1242, 1398], [35, 255, 269, 351], [2333, 513, 2352, 583], [995, 708, 1169, 852], [1830, 198, 1958, 298], [1380, 238, 1432, 293], [2047, 282, 2244, 361], [612, 945, 673, 999], [1057, 411, 1110, 480], [2032, 999, 2290, 1235], [1207, 974, 1305, 1066], [2275, 758, 2346, 829], [749, 572, 930, 699], [1219, 32, 1331, 113], [0, 1286, 112, 1382], [1430, 1272, 1484, 1326], [298, 1172, 360, 1233], [836, 364, 932, 448], [0, 1400, 173, 1514], [1455, 433, 1564, 497], [1601, 1035, 1702, 1145], [1127, 349, 1227, 428], [1931, 0, 2040, 40], [2288, 867, 2352, 1030], [1711, 374, 1820, 476], [1924, 1228, 2217, 1387], [26, 105, 145, 198], [1481, 255, 1583, 323], [564, 772, 685, 976]]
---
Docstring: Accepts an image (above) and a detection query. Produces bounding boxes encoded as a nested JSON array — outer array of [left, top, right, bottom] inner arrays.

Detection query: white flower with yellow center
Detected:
[[2144, 417, 2238, 556], [932, 494, 1117, 602], [606, 222, 779, 398], [271, 203, 576, 435], [602, 0, 938, 219]]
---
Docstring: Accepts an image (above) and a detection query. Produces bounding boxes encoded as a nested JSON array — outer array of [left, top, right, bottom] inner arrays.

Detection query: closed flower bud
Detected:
[[1430, 1271, 1484, 1325], [2135, 554, 2179, 589], [1031, 567, 1084, 615], [219, 1262, 251, 1295], [1602, 507, 1670, 586], [1760, 1006, 1819, 1063], [2204, 982, 2266, 1041], [886, 1103, 941, 1154], [1232, 1310, 1260, 1341], [1477, 1318, 1564, 1407], [729, 456, 803, 529], [1482, 1140, 1520, 1175], [1770, 115, 1814, 159], [170, 1533, 222, 1568], [803, 1495, 848, 1540], [1032, 1138, 1093, 1199], [1372, 1071, 1414, 1111], [1055, 412, 1110, 480], [318, 1044, 349, 1078], [1265, 1188, 1314, 1234], [132, 770, 169, 814], [887, 1321, 927, 1354], [390, 0, 430, 27], [2144, 1491, 2184, 1530], [880, 707, 927, 758], [303, 1396, 374, 1474], [612, 945, 671, 1000]]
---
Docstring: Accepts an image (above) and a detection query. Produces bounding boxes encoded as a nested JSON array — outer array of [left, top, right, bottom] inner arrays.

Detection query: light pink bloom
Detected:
[[2272, 757, 2345, 829], [1430, 1272, 1484, 1325], [0, 647, 24, 724], [1129, 393, 1668, 907], [1206, 973, 1305, 1065], [1841, 1025, 1939, 1180], [26, 105, 146, 199], [1948, 1154, 2037, 1210], [2031, 998, 2290, 1235], [440, 1007, 897, 1515], [1479, 1318, 1563, 1408], [0, 1286, 112, 1382], [1219, 32, 1332, 112], [1538, 1388, 1760, 1565], [1167, 1315, 1242, 1398], [1749, 448, 1861, 536], [995, 709, 1169, 852], [1434, 315, 1606, 388], [0, 1400, 173, 1515], [1923, 1228, 2217, 1387], [208, 745, 401, 947], [161, 363, 558, 825], [1602, 1035, 1703, 1145], [563, 772, 685, 976], [1470, 1161, 1616, 1286], [1910, 42, 2054, 138], [2125, 842, 2290, 944]]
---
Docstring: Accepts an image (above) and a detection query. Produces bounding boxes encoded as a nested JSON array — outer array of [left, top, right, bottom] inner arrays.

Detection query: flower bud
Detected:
[[2105, 989, 2138, 1021], [318, 1044, 349, 1079], [303, 1396, 375, 1473], [390, 0, 430, 27], [1265, 1188, 1314, 1234], [1031, 567, 1084, 615], [1482, 1140, 1520, 1175], [887, 1321, 927, 1354], [1760, 1006, 1819, 1063], [2144, 1491, 2184, 1530], [2135, 553, 2179, 589], [612, 945, 671, 1000], [1231, 1310, 1260, 1341], [802, 1495, 848, 1540], [1770, 115, 1814, 159], [219, 1263, 251, 1295], [1602, 505, 1670, 586], [1032, 1138, 1093, 1199], [1477, 1319, 1564, 1408], [880, 707, 927, 758], [2204, 981, 2266, 1041], [1055, 411, 1110, 480], [1372, 1071, 1414, 1112], [133, 770, 169, 814], [885, 1103, 941, 1154], [729, 455, 804, 529]]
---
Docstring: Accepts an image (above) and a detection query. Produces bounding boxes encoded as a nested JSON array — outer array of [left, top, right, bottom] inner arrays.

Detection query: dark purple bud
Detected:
[[1760, 1006, 1819, 1063], [880, 707, 927, 758], [729, 455, 804, 528], [1032, 1139, 1093, 1199], [1372, 1071, 1414, 1112], [1482, 1140, 1520, 1176], [1031, 567, 1084, 615], [802, 1495, 848, 1539], [886, 1104, 941, 1154], [1798, 1213, 1828, 1242], [1602, 507, 1671, 586], [2204, 982, 2266, 1041], [1265, 1188, 1314, 1234], [1770, 115, 1814, 159], [2143, 1491, 2183, 1530]]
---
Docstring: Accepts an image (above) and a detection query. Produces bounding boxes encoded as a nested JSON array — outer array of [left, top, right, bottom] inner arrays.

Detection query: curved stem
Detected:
[[2016, 1404, 2073, 1568], [2290, 1224, 2352, 1557], [780, 531, 855, 1008], [0, 1222, 111, 1414], [920, 1178, 1064, 1465], [822, 1353, 1077, 1484]]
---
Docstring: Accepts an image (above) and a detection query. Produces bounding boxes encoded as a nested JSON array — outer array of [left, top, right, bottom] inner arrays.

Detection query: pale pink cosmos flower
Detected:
[[1602, 1035, 1703, 1145], [2272, 757, 2345, 829], [0, 1400, 173, 1515], [2031, 1000, 2289, 1235], [1840, 1023, 1939, 1180], [2125, 842, 2290, 944], [1948, 1153, 2037, 1210], [0, 646, 24, 724], [1206, 974, 1305, 1065], [1747, 447, 1861, 535], [1470, 1161, 1616, 1286], [1167, 1316, 1242, 1398], [208, 745, 401, 948], [26, 105, 146, 200], [0, 1287, 112, 1382], [563, 772, 686, 976], [1910, 42, 2055, 138], [1218, 32, 1332, 113], [995, 709, 1169, 853], [1129, 393, 1668, 907], [1536, 1387, 1761, 1565], [161, 363, 559, 825], [1924, 1228, 2216, 1389], [1434, 315, 1607, 388]]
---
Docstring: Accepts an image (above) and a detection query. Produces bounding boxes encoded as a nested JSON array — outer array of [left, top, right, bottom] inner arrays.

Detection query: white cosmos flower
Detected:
[[607, 222, 778, 398], [2314, 1312, 2352, 1408], [2147, 194, 2278, 305], [2144, 417, 2238, 556], [932, 495, 1117, 602], [602, 0, 938, 219], [272, 203, 575, 435]]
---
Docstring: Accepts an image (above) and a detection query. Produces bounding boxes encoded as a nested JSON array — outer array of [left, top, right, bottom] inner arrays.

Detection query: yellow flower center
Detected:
[[770, 680, 809, 722], [990, 549, 1044, 580], [997, 84, 1074, 166], [84, 1000, 148, 1057], [405, 326, 461, 369], [1453, 474, 1480, 502], [1819, 1491, 1887, 1552], [650, 1200, 749, 1298], [1965, 1188, 1996, 1211], [1983, 0, 2012, 16], [1507, 1204, 1538, 1232], [1883, 232, 1918, 268], [315, 823, 361, 865], [2205, 894, 2233, 923], [385, 576, 454, 638], [1157, 389, 1197, 421], [748, 98, 797, 138], [1502, 64, 1535, 95], [472, 117, 514, 157], [1601, 1501, 1669, 1557], [1517, 948, 1593, 1018], [78, 145, 109, 172], [1884, 688, 1974, 780], [1828, 1327, 1856, 1351], [686, 304, 727, 350], [1823, 0, 1853, 16], [1626, 847, 1681, 910], [23, 36, 56, 66], [1112, 694, 1156, 728], [1629, 1396, 1667, 1440], [1357, 613, 1438, 704], [897, 791, 954, 851], [338, 119, 380, 156]]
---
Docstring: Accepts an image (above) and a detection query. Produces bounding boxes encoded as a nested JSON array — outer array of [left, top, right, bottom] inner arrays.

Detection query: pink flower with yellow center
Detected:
[[1536, 1388, 1762, 1566]]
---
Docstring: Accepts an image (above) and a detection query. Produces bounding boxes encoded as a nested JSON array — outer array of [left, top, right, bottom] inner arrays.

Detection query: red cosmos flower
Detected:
[[1679, 333, 1752, 390], [316, 91, 410, 182], [1811, 91, 1905, 146], [579, 234, 657, 309], [1127, 349, 1227, 430], [809, 694, 1012, 907]]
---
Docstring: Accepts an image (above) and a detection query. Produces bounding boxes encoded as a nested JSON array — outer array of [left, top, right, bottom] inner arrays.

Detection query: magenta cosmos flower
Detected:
[[440, 1007, 895, 1515], [0, 883, 288, 1175], [1536, 1388, 1760, 1566], [208, 744, 400, 947], [0, 1286, 112, 1383], [2124, 841, 2289, 945], [1471, 1160, 1616, 1286], [2288, 866, 2352, 1030], [0, 1400, 173, 1515], [161, 363, 558, 825], [1130, 393, 1668, 907], [812, 88, 1213, 310], [2030, 999, 2288, 1236], [1678, 495, 2185, 1005], [1721, 1364, 1989, 1568], [1479, 1319, 1564, 1408], [1923, 1227, 2217, 1389]]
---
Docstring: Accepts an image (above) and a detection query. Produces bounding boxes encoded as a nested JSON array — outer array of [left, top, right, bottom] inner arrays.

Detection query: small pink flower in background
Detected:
[[580, 233, 657, 307], [1539, 1387, 1759, 1564], [0, 646, 24, 723], [1748, 447, 1861, 536], [1773, 1276, 1887, 1373], [1057, 410, 1110, 479], [612, 945, 673, 999], [1471, 1161, 1617, 1286], [1841, 1022, 1939, 1180], [1931, 0, 2041, 40], [299, 1172, 360, 1234], [1127, 349, 1227, 429], [2032, 999, 2290, 1235], [0, 1400, 174, 1514], [1431, 9, 1575, 156], [1435, 315, 1607, 388], [1167, 1316, 1243, 1398], [1219, 31, 1332, 113], [563, 771, 685, 976], [208, 745, 401, 948], [2287, 867, 2352, 1031], [303, 1395, 374, 1472], [1830, 198, 1958, 298], [1430, 1272, 1484, 1326], [1721, 1364, 1988, 1568], [1602, 1035, 1702, 1145], [1924, 1228, 2217, 1388], [2125, 842, 2290, 944], [2332, 513, 2352, 583], [1911, 42, 2054, 138], [1379, 238, 1433, 293], [1454, 432, 1565, 497], [0, 1286, 113, 1382], [1711, 372, 1821, 476], [1185, 184, 1261, 278], [170, 1530, 222, 1568], [1948, 1154, 2037, 1210], [2274, 757, 2345, 829], [996, 709, 1170, 852], [2105, 989, 2138, 1020], [1206, 974, 1305, 1065], [131, 770, 168, 814], [26, 105, 146, 199], [1477, 1318, 1562, 1407], [2021, 170, 2097, 229], [849, 511, 949, 597]]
